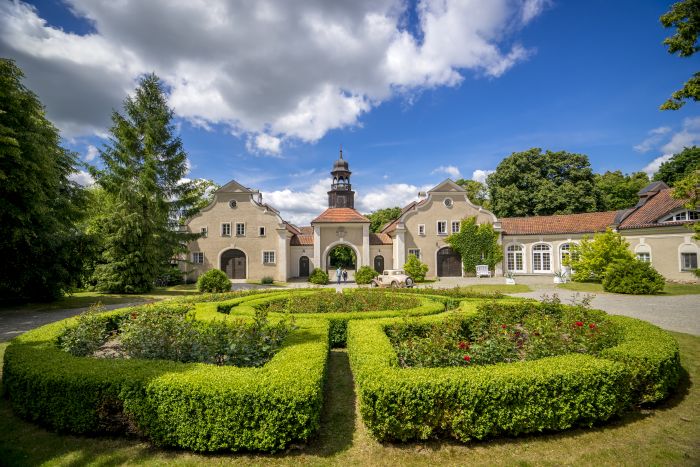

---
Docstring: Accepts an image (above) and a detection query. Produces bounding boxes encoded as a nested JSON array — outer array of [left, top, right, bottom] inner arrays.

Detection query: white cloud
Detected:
[[639, 117, 700, 176], [633, 126, 671, 153], [84, 144, 98, 161], [0, 0, 544, 152], [69, 170, 94, 186], [262, 178, 329, 225], [431, 165, 461, 178], [472, 169, 494, 183], [358, 183, 432, 213], [642, 154, 673, 177]]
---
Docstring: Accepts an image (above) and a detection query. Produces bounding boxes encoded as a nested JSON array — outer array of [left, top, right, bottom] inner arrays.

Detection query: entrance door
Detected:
[[221, 249, 246, 279], [437, 247, 461, 277], [374, 255, 384, 273], [299, 256, 310, 277]]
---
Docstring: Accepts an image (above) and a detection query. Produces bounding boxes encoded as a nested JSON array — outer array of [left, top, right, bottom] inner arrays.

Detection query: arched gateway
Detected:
[[220, 249, 246, 279], [437, 247, 461, 277]]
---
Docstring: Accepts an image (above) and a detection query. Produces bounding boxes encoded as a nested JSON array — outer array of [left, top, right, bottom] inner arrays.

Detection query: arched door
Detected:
[[374, 255, 384, 273], [437, 247, 461, 277], [220, 249, 246, 279], [299, 256, 310, 277]]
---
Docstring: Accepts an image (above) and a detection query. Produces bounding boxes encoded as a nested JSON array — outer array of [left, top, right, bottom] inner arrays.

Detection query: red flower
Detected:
[[463, 355, 471, 362], [458, 341, 469, 350], [589, 323, 596, 329], [575, 321, 584, 327], [501, 324, 507, 329]]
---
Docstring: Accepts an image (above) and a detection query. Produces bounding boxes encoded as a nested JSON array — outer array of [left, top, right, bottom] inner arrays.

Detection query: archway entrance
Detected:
[[221, 249, 246, 279], [327, 244, 356, 270], [437, 247, 461, 277], [374, 255, 384, 273], [299, 256, 310, 277]]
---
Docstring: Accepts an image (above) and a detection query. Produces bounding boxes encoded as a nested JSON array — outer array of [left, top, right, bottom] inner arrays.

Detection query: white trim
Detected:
[[437, 220, 448, 235], [505, 242, 526, 273], [262, 250, 276, 265], [221, 222, 231, 237], [258, 226, 266, 237], [407, 248, 421, 260], [418, 224, 426, 236], [532, 242, 553, 273], [322, 240, 363, 270], [451, 220, 460, 234], [634, 243, 652, 263], [235, 222, 246, 237], [443, 197, 454, 208], [192, 252, 204, 264], [216, 246, 248, 279], [678, 243, 699, 272], [200, 226, 208, 238]]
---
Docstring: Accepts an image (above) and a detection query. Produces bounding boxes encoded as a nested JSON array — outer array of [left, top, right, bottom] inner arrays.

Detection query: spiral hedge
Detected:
[[347, 301, 681, 443]]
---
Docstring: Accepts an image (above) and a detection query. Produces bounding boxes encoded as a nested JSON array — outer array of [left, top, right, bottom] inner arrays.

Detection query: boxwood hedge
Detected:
[[347, 302, 680, 442], [2, 303, 329, 452]]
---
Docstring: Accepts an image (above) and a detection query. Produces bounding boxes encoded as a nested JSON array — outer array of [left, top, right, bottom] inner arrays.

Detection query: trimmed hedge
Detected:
[[2, 303, 329, 452], [347, 304, 680, 442]]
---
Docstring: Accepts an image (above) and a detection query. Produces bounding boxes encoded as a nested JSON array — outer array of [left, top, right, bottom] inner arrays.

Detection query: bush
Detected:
[[154, 266, 184, 287], [308, 268, 329, 285], [56, 304, 110, 356], [197, 269, 231, 293], [2, 303, 328, 452], [569, 228, 635, 281], [404, 254, 429, 282], [354, 266, 378, 285], [602, 259, 665, 294], [261, 276, 274, 285]]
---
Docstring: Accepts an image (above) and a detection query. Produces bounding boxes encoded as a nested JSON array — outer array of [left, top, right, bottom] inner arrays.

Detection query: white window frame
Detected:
[[418, 224, 426, 236], [560, 243, 571, 267], [200, 226, 208, 238], [451, 220, 460, 234], [443, 197, 453, 208], [408, 248, 421, 259], [678, 243, 698, 272], [532, 243, 552, 273], [506, 243, 525, 273], [192, 252, 204, 264], [636, 252, 651, 263], [262, 250, 276, 265], [437, 220, 448, 235], [634, 244, 652, 264], [259, 226, 266, 237], [235, 222, 246, 237], [661, 209, 699, 222], [221, 222, 231, 237]]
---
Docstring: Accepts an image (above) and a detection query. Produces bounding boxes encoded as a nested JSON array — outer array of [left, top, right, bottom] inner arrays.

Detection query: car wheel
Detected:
[[391, 281, 398, 288], [370, 281, 378, 288], [405, 277, 414, 287]]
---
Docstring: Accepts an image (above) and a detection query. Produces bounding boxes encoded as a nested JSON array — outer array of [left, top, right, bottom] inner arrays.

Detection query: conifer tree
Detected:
[[92, 74, 199, 293]]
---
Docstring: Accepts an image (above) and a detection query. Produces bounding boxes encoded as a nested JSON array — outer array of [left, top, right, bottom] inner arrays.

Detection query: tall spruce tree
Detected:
[[92, 74, 198, 293], [0, 59, 87, 303]]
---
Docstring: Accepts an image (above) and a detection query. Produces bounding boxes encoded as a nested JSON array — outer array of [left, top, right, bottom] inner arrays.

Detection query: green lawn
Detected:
[[558, 281, 700, 296], [459, 284, 532, 294], [4, 329, 696, 466]]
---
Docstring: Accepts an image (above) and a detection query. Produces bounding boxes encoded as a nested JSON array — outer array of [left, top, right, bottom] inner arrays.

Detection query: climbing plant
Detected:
[[446, 217, 503, 275]]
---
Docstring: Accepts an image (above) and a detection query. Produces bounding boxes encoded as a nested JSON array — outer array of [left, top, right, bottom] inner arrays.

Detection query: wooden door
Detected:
[[437, 247, 462, 277], [299, 256, 309, 277], [374, 255, 384, 273]]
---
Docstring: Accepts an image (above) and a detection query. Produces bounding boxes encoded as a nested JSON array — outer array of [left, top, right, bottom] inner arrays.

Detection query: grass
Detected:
[[4, 328, 697, 466], [246, 279, 288, 287], [459, 284, 531, 294], [558, 281, 700, 296]]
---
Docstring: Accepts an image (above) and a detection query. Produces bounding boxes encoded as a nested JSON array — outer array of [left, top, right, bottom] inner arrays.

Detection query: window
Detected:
[[418, 224, 426, 236], [235, 222, 245, 236], [506, 244, 524, 272], [635, 244, 651, 263], [229, 199, 237, 209], [637, 252, 651, 263], [408, 248, 421, 259], [437, 221, 447, 235], [560, 243, 571, 266], [662, 210, 699, 222], [192, 252, 204, 264], [681, 252, 698, 271], [532, 243, 552, 273], [451, 221, 460, 234], [221, 223, 231, 236], [263, 251, 276, 264], [259, 226, 266, 237], [443, 198, 453, 208], [200, 227, 208, 238]]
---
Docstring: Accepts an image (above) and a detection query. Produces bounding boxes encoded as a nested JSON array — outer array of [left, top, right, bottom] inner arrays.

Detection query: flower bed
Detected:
[[2, 301, 328, 452], [347, 300, 681, 443]]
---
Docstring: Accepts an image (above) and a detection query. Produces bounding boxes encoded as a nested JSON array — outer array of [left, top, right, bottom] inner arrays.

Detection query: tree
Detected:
[[455, 179, 491, 209], [403, 254, 429, 282], [446, 217, 503, 275], [0, 59, 88, 303], [660, 0, 700, 110], [329, 245, 356, 268], [653, 146, 700, 185], [487, 148, 597, 217], [91, 74, 199, 293], [365, 207, 402, 233], [176, 178, 220, 225], [567, 229, 635, 282], [594, 170, 650, 211], [672, 168, 700, 243]]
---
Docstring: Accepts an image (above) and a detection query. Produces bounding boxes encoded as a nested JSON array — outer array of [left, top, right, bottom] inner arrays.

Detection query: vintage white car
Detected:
[[370, 269, 414, 288]]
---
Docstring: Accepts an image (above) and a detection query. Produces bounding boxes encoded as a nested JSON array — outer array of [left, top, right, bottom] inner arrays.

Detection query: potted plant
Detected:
[[505, 271, 516, 285], [553, 270, 568, 284]]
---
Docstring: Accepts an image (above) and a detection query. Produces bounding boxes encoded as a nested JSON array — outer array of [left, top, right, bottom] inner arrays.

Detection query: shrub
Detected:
[[308, 268, 329, 285], [602, 259, 665, 294], [197, 269, 231, 293], [446, 216, 503, 275], [261, 276, 274, 285], [154, 266, 184, 287], [568, 228, 635, 281], [354, 266, 378, 285], [404, 254, 429, 282], [56, 304, 110, 356]]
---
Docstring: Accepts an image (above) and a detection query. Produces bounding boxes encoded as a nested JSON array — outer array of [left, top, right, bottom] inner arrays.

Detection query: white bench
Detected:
[[476, 265, 491, 278]]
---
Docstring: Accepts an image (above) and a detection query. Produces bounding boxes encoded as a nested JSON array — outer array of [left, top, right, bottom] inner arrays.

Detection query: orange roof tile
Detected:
[[311, 208, 370, 224], [619, 188, 689, 229], [501, 211, 620, 235], [290, 234, 313, 246], [370, 232, 392, 245]]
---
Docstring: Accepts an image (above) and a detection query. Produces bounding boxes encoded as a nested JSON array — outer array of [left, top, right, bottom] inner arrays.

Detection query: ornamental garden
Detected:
[[1, 287, 681, 453]]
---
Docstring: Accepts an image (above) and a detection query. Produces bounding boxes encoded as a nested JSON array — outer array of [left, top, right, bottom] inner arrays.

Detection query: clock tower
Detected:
[[328, 148, 355, 209]]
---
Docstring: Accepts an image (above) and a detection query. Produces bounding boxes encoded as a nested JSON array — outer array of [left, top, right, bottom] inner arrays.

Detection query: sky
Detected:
[[1, 0, 698, 225]]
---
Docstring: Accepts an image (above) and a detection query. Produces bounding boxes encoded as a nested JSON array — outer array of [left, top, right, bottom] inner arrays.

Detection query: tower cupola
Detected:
[[328, 148, 355, 208]]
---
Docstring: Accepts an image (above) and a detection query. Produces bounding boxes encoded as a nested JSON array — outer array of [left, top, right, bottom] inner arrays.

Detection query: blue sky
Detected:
[[1, 0, 698, 224]]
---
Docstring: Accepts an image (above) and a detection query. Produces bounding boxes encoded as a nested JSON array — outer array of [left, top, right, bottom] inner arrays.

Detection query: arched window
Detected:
[[560, 243, 571, 267], [635, 244, 651, 263], [532, 243, 552, 273], [506, 244, 524, 273]]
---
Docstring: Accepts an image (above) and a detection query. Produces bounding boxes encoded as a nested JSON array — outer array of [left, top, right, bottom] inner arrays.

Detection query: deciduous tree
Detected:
[[594, 170, 650, 211], [660, 0, 700, 110], [366, 207, 402, 233], [653, 146, 700, 185], [455, 179, 491, 209]]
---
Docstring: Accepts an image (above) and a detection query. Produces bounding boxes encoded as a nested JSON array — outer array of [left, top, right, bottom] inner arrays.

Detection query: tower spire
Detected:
[[339, 145, 343, 159]]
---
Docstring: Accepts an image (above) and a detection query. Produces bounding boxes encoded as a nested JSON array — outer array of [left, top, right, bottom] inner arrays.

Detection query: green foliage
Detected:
[[308, 268, 329, 285], [487, 148, 597, 217], [602, 259, 666, 295], [365, 207, 402, 233], [0, 59, 89, 303], [446, 217, 503, 274], [328, 245, 356, 268], [653, 147, 700, 185], [261, 276, 274, 285], [2, 303, 328, 452], [258, 290, 420, 314], [347, 307, 680, 443], [569, 229, 635, 281], [90, 74, 200, 293], [355, 265, 379, 284], [660, 0, 700, 110], [403, 254, 429, 282], [454, 179, 491, 209], [594, 171, 650, 210], [56, 304, 110, 357], [196, 269, 231, 293]]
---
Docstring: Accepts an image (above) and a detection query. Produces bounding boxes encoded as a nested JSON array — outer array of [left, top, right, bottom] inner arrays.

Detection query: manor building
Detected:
[[184, 152, 699, 283]]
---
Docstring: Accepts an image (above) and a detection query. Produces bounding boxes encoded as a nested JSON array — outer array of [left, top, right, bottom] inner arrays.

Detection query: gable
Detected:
[[427, 179, 466, 193], [217, 179, 255, 193]]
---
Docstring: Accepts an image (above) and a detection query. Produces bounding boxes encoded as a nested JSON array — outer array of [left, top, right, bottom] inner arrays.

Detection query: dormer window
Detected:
[[661, 210, 699, 222]]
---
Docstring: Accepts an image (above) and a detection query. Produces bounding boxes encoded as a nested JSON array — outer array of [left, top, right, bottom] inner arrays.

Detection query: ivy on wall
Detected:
[[446, 217, 503, 275]]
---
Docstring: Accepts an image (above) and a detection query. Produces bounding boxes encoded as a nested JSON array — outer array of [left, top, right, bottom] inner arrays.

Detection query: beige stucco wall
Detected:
[[623, 228, 699, 282], [290, 245, 313, 277], [501, 234, 587, 275], [184, 188, 288, 282], [315, 223, 367, 271], [370, 245, 392, 272]]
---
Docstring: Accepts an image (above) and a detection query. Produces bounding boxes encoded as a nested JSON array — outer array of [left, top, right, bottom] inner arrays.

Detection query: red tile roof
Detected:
[[370, 232, 392, 245], [619, 188, 689, 230], [501, 211, 620, 235], [381, 199, 428, 234], [311, 208, 370, 224], [299, 226, 313, 235], [290, 234, 313, 246]]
